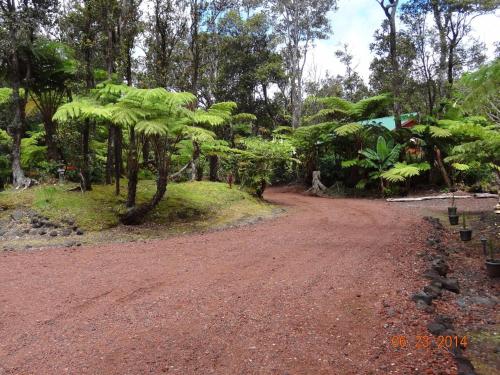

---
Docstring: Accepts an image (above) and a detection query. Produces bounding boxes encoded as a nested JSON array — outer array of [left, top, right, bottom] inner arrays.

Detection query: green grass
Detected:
[[0, 181, 274, 231]]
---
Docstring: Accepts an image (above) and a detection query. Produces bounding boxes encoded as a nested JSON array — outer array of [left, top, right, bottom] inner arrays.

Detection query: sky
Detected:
[[305, 0, 500, 84]]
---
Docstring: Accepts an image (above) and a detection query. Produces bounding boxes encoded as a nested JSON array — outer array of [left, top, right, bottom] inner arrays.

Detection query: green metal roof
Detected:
[[359, 112, 418, 130]]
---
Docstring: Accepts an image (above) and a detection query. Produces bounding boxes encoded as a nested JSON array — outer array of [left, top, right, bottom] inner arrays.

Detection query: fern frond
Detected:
[[341, 159, 359, 168], [381, 162, 430, 182], [335, 123, 363, 136], [412, 125, 451, 138], [451, 163, 471, 171]]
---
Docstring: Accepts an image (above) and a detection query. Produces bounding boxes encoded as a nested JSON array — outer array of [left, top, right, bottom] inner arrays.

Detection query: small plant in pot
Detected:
[[448, 189, 459, 225], [485, 241, 500, 278], [459, 213, 472, 241], [448, 188, 457, 216]]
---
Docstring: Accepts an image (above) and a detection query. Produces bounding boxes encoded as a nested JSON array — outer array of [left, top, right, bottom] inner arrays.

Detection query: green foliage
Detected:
[[20, 131, 47, 170], [0, 181, 272, 231], [356, 136, 402, 191], [0, 88, 13, 105], [381, 162, 431, 183], [412, 124, 452, 138], [53, 98, 113, 123], [334, 122, 363, 136], [455, 59, 500, 123], [238, 137, 297, 197], [304, 93, 392, 124], [0, 129, 11, 186]]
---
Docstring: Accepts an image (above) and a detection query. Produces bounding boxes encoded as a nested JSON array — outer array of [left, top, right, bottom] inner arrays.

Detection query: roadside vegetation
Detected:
[[0, 181, 273, 232], [0, 0, 498, 228]]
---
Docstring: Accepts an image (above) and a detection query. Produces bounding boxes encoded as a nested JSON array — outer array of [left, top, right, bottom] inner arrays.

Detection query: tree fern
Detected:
[[412, 125, 452, 138], [381, 162, 430, 183], [334, 123, 363, 136]]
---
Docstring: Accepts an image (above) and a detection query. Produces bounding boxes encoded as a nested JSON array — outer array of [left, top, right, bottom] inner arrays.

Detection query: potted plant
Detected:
[[448, 189, 457, 216], [485, 241, 500, 278], [448, 189, 459, 225], [459, 213, 472, 241]]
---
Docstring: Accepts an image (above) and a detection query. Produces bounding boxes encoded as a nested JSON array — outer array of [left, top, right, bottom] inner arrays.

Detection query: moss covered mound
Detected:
[[0, 181, 274, 232]]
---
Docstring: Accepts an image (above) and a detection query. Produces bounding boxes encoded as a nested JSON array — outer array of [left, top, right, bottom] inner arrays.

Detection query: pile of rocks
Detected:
[[0, 210, 84, 240], [411, 217, 476, 375]]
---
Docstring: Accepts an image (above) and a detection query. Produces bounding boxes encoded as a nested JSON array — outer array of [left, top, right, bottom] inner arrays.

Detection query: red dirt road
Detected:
[[1, 189, 427, 375]]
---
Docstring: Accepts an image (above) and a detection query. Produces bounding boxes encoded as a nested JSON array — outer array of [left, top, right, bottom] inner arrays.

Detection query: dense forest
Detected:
[[0, 0, 499, 224]]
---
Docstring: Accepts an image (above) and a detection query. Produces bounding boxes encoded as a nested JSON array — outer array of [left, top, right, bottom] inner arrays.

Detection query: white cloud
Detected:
[[305, 1, 500, 84]]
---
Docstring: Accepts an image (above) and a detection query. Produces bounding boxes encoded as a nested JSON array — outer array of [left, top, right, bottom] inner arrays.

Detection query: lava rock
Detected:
[[10, 210, 24, 221], [427, 236, 441, 246], [412, 291, 434, 305], [76, 229, 84, 235], [49, 231, 58, 237], [441, 278, 460, 293], [423, 216, 444, 230], [61, 228, 72, 236], [432, 258, 450, 276], [470, 296, 497, 307], [435, 315, 454, 329], [423, 269, 460, 293], [415, 300, 435, 313], [424, 284, 442, 299], [427, 322, 447, 335]]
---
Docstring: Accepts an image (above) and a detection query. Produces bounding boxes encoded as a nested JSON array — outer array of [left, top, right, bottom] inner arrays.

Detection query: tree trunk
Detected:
[[256, 179, 267, 198], [142, 139, 150, 167], [432, 1, 448, 102], [125, 45, 132, 86], [126, 127, 139, 208], [191, 142, 200, 181], [190, 0, 200, 97], [81, 119, 92, 191], [447, 44, 455, 88], [121, 158, 168, 225], [43, 117, 60, 161], [114, 126, 122, 195], [209, 155, 218, 181], [107, 27, 115, 77], [9, 87, 28, 187], [434, 147, 452, 188], [388, 2, 401, 129], [106, 126, 114, 184], [306, 170, 327, 196], [7, 40, 28, 188]]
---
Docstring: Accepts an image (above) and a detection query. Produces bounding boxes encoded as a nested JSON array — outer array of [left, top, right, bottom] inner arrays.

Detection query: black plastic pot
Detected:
[[449, 215, 459, 225], [448, 207, 457, 216], [460, 229, 472, 241], [485, 260, 500, 278]]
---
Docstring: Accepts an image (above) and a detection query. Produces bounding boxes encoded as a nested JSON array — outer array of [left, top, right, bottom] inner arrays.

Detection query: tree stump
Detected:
[[306, 171, 327, 196]]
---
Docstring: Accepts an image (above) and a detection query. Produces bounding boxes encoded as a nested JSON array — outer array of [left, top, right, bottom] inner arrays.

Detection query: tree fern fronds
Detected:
[[412, 125, 452, 138], [381, 162, 430, 183], [334, 122, 363, 136]]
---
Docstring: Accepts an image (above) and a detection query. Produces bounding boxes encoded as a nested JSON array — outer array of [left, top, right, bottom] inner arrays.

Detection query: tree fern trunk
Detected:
[[126, 126, 139, 208], [106, 126, 114, 185], [121, 152, 168, 225], [114, 126, 122, 195], [209, 155, 218, 181], [81, 119, 92, 191]]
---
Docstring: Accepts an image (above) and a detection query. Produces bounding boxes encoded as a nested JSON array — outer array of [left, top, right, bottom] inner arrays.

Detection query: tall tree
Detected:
[[376, 0, 402, 128], [406, 0, 497, 106], [334, 44, 369, 102], [29, 40, 76, 161], [144, 0, 188, 88], [270, 0, 337, 129], [0, 0, 58, 187]]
